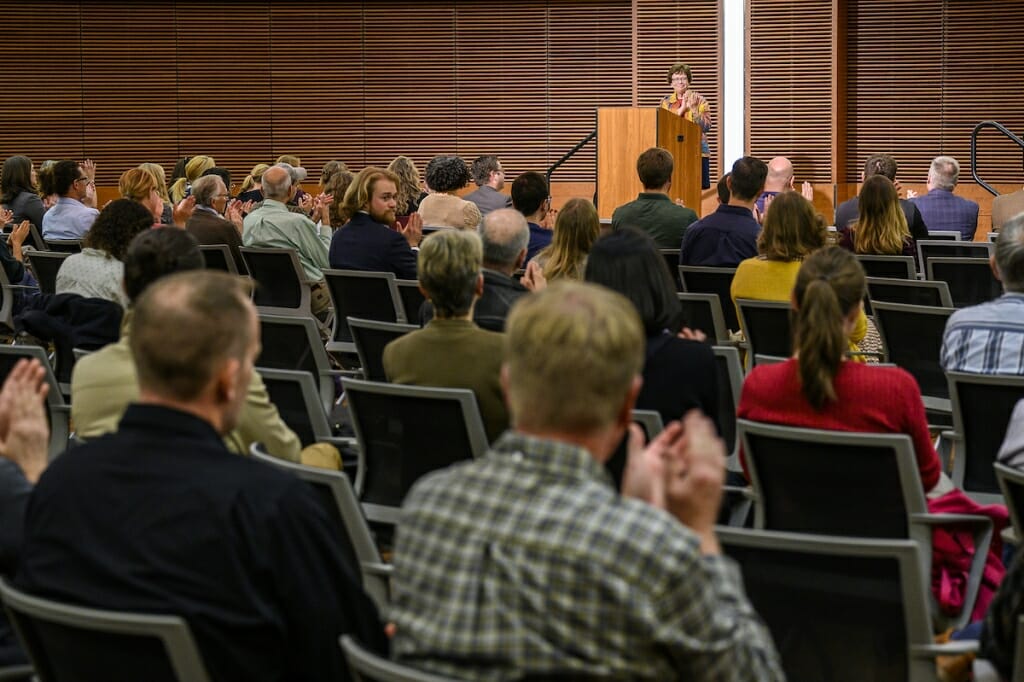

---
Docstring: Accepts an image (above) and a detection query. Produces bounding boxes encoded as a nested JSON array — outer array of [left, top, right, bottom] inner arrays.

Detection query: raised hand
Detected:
[[521, 260, 547, 292], [172, 195, 196, 228], [400, 211, 423, 247], [0, 358, 50, 483]]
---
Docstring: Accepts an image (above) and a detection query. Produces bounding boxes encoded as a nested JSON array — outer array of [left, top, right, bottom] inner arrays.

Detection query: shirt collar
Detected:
[[489, 431, 614, 488], [118, 403, 225, 445], [637, 192, 671, 202]]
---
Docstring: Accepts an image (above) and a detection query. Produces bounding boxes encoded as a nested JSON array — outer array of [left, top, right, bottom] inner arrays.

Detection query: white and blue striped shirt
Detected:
[[941, 293, 1024, 374]]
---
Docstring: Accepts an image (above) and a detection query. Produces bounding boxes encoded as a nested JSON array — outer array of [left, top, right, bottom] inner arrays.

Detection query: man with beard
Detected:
[[330, 167, 423, 280]]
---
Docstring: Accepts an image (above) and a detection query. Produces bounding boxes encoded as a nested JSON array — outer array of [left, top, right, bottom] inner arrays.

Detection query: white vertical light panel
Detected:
[[722, 0, 745, 167]]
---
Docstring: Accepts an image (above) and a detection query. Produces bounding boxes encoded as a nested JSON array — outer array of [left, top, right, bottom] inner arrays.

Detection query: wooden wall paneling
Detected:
[[174, 5, 273, 185], [547, 1, 632, 183], [269, 2, 367, 177], [453, 2, 551, 179], [362, 2, 457, 171], [635, 0, 722, 180], [747, 0, 833, 184], [1, 3, 85, 167], [80, 3, 178, 185], [831, 0, 847, 197]]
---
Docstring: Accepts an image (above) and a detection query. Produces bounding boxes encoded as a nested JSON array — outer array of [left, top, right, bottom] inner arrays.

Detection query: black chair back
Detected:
[[198, 245, 238, 274], [660, 249, 682, 291], [25, 250, 71, 295], [917, 240, 991, 275], [677, 292, 729, 345], [736, 299, 792, 365], [260, 374, 320, 447], [866, 277, 952, 307], [856, 255, 916, 279], [256, 317, 320, 376], [949, 374, 1024, 498], [927, 257, 1002, 308], [395, 280, 426, 326], [348, 318, 416, 382], [43, 239, 82, 254], [322, 270, 402, 344], [679, 266, 739, 332], [240, 248, 305, 309], [871, 302, 953, 400]]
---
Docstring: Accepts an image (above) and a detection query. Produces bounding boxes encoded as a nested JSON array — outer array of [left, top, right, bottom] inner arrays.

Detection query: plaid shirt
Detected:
[[941, 293, 1024, 374], [391, 432, 783, 681]]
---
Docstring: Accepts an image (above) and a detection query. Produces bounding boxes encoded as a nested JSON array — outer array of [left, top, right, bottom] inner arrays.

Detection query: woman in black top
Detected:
[[1, 156, 44, 229]]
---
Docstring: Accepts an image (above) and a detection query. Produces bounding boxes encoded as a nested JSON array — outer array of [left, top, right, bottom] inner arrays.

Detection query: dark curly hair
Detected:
[[424, 156, 470, 193], [84, 198, 153, 260]]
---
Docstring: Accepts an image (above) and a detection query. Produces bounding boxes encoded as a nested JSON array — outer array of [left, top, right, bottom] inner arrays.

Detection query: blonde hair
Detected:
[[535, 198, 600, 281], [324, 170, 355, 227], [239, 163, 270, 194], [418, 229, 483, 318], [757, 191, 827, 261], [169, 155, 215, 203], [119, 168, 159, 202], [505, 281, 644, 433], [341, 167, 400, 219], [137, 163, 170, 202], [275, 154, 301, 167], [851, 175, 909, 255], [387, 156, 422, 215]]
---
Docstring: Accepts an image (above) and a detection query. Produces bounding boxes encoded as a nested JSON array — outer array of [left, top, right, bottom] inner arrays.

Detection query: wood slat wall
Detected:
[[747, 0, 834, 184], [635, 0, 722, 180]]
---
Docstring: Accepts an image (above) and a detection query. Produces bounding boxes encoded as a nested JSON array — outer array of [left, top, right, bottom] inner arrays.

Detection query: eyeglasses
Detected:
[[671, 77, 688, 83], [75, 176, 89, 183]]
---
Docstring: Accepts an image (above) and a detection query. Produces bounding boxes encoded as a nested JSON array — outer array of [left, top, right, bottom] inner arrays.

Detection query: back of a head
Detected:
[[239, 163, 270, 194], [585, 227, 681, 336], [137, 163, 169, 201], [418, 229, 482, 318], [261, 166, 292, 202], [130, 270, 253, 403], [511, 171, 548, 216], [388, 156, 421, 214], [505, 280, 644, 433], [191, 174, 222, 207], [123, 227, 205, 302], [758, 192, 825, 260], [41, 160, 80, 197], [325, 170, 356, 226], [792, 247, 866, 410], [276, 154, 301, 168], [119, 168, 158, 203], [480, 208, 529, 269], [995, 214, 1024, 293], [83, 198, 153, 260], [1, 155, 34, 203], [854, 175, 907, 254], [765, 157, 794, 191], [425, 156, 470, 194], [201, 166, 231, 188], [636, 148, 674, 190], [471, 155, 500, 187], [169, 155, 215, 202], [320, 160, 347, 186], [341, 167, 399, 218], [716, 172, 731, 204], [729, 156, 768, 202], [863, 154, 897, 181], [929, 156, 959, 190], [542, 198, 601, 281]]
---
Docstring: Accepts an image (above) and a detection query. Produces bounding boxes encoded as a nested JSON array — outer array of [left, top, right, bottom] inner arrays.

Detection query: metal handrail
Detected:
[[970, 120, 1024, 197], [546, 129, 596, 184]]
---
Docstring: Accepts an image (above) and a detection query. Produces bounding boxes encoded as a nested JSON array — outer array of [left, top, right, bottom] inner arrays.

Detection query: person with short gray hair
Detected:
[[383, 229, 509, 442], [910, 154, 979, 240], [464, 155, 513, 217], [941, 214, 1024, 373], [185, 174, 246, 272]]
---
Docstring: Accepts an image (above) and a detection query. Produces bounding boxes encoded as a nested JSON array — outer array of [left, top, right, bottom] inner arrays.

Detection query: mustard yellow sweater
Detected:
[[730, 257, 867, 349]]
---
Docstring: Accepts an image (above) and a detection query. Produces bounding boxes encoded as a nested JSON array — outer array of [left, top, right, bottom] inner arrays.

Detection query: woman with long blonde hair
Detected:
[[137, 162, 172, 225], [169, 155, 215, 203], [531, 198, 600, 281], [840, 174, 915, 258], [388, 155, 425, 216]]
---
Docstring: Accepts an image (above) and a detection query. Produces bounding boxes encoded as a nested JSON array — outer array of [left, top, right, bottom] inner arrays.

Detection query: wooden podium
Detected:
[[596, 107, 703, 220]]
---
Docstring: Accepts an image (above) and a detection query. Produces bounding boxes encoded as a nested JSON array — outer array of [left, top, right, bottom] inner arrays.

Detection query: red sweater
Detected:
[[737, 358, 942, 492]]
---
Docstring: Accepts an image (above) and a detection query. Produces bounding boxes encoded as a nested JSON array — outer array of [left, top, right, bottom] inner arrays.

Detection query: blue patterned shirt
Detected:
[[941, 293, 1024, 374], [391, 431, 783, 681]]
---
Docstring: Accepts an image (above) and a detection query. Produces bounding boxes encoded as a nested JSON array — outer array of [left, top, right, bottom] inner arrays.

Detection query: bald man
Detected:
[[755, 156, 814, 215]]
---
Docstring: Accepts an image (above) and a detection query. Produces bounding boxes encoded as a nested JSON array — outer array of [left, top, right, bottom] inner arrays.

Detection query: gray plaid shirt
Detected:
[[391, 432, 783, 681]]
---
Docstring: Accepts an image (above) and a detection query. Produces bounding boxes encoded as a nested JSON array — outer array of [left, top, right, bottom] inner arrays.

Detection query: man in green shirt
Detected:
[[611, 147, 698, 248]]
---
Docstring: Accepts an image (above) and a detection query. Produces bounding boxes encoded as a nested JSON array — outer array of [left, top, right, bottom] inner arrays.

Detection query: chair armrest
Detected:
[[913, 512, 994, 629], [911, 513, 993, 528], [362, 561, 393, 578], [323, 368, 361, 379], [6, 284, 37, 291], [941, 429, 962, 442], [910, 640, 980, 657]]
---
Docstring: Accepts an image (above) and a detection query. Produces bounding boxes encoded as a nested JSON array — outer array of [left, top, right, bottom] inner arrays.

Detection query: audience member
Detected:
[[237, 162, 270, 203], [39, 159, 98, 239], [941, 214, 1024, 374], [390, 280, 783, 680], [730, 192, 867, 349], [0, 358, 51, 667], [464, 155, 513, 217], [586, 227, 719, 432], [834, 154, 929, 240], [417, 155, 482, 230], [531, 197, 599, 281], [200, 166, 232, 192], [839, 175, 916, 262], [169, 155, 215, 204], [20, 269, 386, 681], [137, 162, 174, 226], [681, 156, 766, 266], [0, 217, 31, 291], [612, 147, 697, 247], [323, 169, 355, 228], [388, 155, 426, 217], [119, 167, 194, 228], [319, 160, 348, 192], [72, 227, 304, 462], [55, 198, 150, 307], [274, 154, 309, 205], [243, 164, 332, 318], [716, 172, 731, 204], [384, 229, 508, 442], [980, 548, 1024, 681], [910, 155, 979, 240], [992, 179, 1024, 233], [1, 155, 44, 229], [330, 167, 421, 279], [511, 170, 552, 261], [754, 156, 813, 214], [186, 174, 245, 269], [737, 247, 945, 493]]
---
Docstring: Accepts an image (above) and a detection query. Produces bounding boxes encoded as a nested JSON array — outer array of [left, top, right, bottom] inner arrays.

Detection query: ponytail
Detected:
[[169, 177, 188, 204], [792, 247, 866, 410]]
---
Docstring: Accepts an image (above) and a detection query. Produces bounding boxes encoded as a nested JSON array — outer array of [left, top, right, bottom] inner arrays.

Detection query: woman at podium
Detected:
[[660, 62, 712, 190]]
